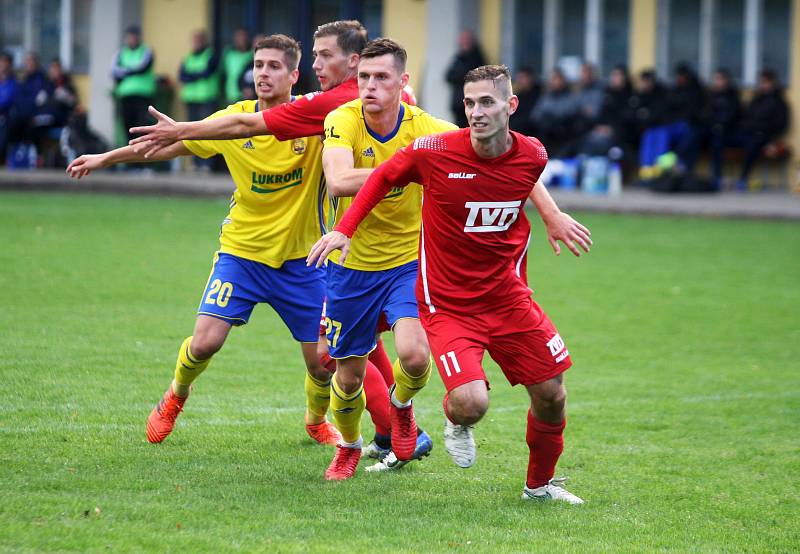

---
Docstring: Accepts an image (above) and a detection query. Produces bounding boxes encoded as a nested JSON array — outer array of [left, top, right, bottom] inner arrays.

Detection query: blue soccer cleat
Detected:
[[365, 430, 433, 472]]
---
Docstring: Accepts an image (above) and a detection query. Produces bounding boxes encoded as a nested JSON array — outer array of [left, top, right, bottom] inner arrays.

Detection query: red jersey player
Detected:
[[308, 65, 591, 503]]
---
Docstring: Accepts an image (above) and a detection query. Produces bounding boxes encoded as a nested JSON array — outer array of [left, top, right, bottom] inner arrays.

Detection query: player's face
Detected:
[[463, 80, 518, 140], [312, 35, 356, 91], [357, 54, 409, 114], [252, 48, 298, 101]]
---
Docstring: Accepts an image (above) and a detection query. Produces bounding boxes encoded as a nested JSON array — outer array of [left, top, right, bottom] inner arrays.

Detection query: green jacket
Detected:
[[113, 45, 156, 98], [223, 48, 252, 103], [180, 47, 220, 104]]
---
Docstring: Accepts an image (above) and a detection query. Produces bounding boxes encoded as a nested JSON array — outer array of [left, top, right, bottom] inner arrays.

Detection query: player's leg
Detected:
[[421, 309, 489, 468], [384, 261, 432, 460], [146, 252, 256, 444], [486, 298, 581, 503], [301, 339, 342, 445], [325, 355, 368, 480], [369, 317, 395, 387]]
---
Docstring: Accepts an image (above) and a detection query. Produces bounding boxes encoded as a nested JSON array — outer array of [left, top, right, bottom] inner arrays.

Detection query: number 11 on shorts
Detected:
[[439, 350, 462, 377]]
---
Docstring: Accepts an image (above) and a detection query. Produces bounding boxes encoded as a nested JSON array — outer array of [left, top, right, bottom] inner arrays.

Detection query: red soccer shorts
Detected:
[[420, 297, 572, 392]]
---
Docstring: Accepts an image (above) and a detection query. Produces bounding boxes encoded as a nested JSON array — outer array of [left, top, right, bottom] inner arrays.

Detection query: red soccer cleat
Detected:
[[391, 403, 418, 461], [324, 445, 362, 480], [146, 386, 188, 443], [306, 420, 342, 446]]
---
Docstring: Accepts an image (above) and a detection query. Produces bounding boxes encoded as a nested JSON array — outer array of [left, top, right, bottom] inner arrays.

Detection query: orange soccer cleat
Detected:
[[306, 420, 343, 446], [324, 444, 362, 480], [391, 403, 419, 461], [146, 386, 188, 443]]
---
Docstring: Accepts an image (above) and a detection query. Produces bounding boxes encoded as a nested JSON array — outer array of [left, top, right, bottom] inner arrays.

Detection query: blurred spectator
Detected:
[[629, 69, 669, 179], [578, 64, 635, 157], [222, 28, 252, 104], [574, 63, 605, 134], [37, 59, 78, 129], [675, 68, 741, 185], [509, 67, 540, 136], [530, 68, 578, 157], [237, 33, 265, 102], [7, 52, 47, 167], [112, 25, 156, 144], [711, 69, 789, 190], [445, 30, 487, 127], [0, 51, 16, 165], [179, 29, 220, 170]]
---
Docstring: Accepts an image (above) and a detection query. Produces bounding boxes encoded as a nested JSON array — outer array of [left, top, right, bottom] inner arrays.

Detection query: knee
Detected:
[[536, 386, 566, 419], [398, 345, 431, 375], [189, 333, 224, 360], [447, 389, 489, 426], [306, 358, 331, 382]]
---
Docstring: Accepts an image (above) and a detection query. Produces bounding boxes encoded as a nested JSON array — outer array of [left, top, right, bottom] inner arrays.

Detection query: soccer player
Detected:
[[308, 65, 591, 502], [66, 34, 344, 445], [316, 38, 457, 480]]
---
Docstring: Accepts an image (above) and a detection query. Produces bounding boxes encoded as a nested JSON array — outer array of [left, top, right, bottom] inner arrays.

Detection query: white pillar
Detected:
[[543, 0, 559, 75], [421, 0, 460, 121], [743, 0, 762, 86], [585, 0, 603, 68], [88, 0, 125, 145], [60, 0, 73, 70]]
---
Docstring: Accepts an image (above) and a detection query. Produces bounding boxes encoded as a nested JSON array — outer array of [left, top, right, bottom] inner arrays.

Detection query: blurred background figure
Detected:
[[509, 66, 540, 136], [112, 25, 156, 145], [530, 67, 578, 158], [222, 27, 252, 105], [0, 52, 16, 166], [711, 69, 789, 191], [445, 30, 486, 127], [179, 29, 220, 170], [237, 33, 266, 102], [7, 52, 47, 168], [574, 63, 604, 136], [577, 65, 634, 158], [629, 69, 668, 180]]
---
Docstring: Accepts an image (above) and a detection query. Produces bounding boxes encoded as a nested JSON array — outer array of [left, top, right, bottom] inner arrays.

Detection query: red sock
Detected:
[[525, 410, 566, 489], [442, 392, 453, 423], [319, 352, 336, 373], [363, 360, 391, 436], [368, 339, 395, 387]]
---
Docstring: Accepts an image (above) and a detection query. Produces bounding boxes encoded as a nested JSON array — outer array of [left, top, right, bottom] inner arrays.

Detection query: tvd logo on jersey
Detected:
[[463, 200, 522, 233]]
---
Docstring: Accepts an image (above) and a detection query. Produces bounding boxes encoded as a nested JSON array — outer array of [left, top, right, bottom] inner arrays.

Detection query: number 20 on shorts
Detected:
[[204, 279, 233, 307]]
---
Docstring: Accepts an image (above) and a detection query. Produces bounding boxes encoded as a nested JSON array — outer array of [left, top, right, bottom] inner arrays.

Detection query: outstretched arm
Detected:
[[66, 142, 191, 179], [528, 180, 592, 256], [129, 105, 269, 158], [322, 147, 374, 197]]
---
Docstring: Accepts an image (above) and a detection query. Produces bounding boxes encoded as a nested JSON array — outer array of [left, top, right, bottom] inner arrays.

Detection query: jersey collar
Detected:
[[362, 104, 405, 144]]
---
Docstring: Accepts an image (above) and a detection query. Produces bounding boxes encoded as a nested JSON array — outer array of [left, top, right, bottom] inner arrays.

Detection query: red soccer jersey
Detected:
[[261, 79, 417, 141], [336, 128, 548, 314]]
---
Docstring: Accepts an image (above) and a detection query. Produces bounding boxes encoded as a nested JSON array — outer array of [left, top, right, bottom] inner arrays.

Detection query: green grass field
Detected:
[[1, 191, 798, 553]]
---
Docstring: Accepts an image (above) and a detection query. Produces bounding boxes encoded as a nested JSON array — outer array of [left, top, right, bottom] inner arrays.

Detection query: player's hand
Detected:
[[544, 211, 592, 257], [129, 106, 178, 158], [307, 231, 350, 268], [66, 154, 105, 179]]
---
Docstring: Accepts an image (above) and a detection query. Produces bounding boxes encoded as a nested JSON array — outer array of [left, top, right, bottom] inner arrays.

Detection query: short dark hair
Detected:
[[313, 20, 367, 56], [254, 34, 301, 71], [464, 65, 512, 98], [360, 38, 406, 72]]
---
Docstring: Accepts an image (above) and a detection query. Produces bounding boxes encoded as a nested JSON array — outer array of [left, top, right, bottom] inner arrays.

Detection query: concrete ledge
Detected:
[[2, 169, 800, 220]]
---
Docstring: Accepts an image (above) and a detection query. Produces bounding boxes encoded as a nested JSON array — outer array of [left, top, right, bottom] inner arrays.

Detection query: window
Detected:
[[514, 0, 545, 76], [713, 0, 744, 80], [761, 0, 791, 84], [666, 0, 701, 74], [602, 0, 630, 73]]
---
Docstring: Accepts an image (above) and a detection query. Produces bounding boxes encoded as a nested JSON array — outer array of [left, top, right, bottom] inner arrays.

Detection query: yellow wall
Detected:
[[383, 0, 427, 91], [142, 0, 211, 119], [790, 0, 800, 191], [73, 74, 91, 110], [629, 0, 657, 77], [480, 0, 502, 64]]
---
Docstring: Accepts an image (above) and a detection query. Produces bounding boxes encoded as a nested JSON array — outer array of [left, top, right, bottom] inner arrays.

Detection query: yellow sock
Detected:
[[392, 357, 432, 404], [305, 372, 332, 419], [173, 336, 211, 397], [330, 375, 365, 444]]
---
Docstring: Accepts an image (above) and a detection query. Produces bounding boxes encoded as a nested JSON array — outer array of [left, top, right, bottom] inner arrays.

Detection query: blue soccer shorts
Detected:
[[197, 252, 325, 342], [324, 260, 419, 358]]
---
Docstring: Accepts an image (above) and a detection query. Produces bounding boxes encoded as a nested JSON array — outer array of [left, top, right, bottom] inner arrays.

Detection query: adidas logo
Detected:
[[242, 140, 255, 150], [362, 146, 375, 158]]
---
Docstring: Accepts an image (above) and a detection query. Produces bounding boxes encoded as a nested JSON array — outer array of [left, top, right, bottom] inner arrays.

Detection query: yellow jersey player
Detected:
[[67, 35, 343, 445], [315, 38, 457, 479]]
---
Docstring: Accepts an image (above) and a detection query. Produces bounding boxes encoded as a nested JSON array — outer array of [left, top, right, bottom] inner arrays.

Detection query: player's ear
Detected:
[[348, 53, 360, 71], [507, 94, 519, 115], [289, 68, 299, 85], [400, 71, 410, 89]]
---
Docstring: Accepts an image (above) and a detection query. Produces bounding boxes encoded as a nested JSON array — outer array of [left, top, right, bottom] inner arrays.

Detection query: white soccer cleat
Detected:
[[443, 418, 476, 468], [521, 477, 584, 505], [364, 451, 408, 472]]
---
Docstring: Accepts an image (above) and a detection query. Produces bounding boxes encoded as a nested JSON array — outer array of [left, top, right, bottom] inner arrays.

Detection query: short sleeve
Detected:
[[322, 106, 359, 152]]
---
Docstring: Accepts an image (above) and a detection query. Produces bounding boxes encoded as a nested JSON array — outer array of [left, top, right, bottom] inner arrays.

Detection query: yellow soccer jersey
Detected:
[[183, 100, 326, 268], [323, 99, 456, 270]]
